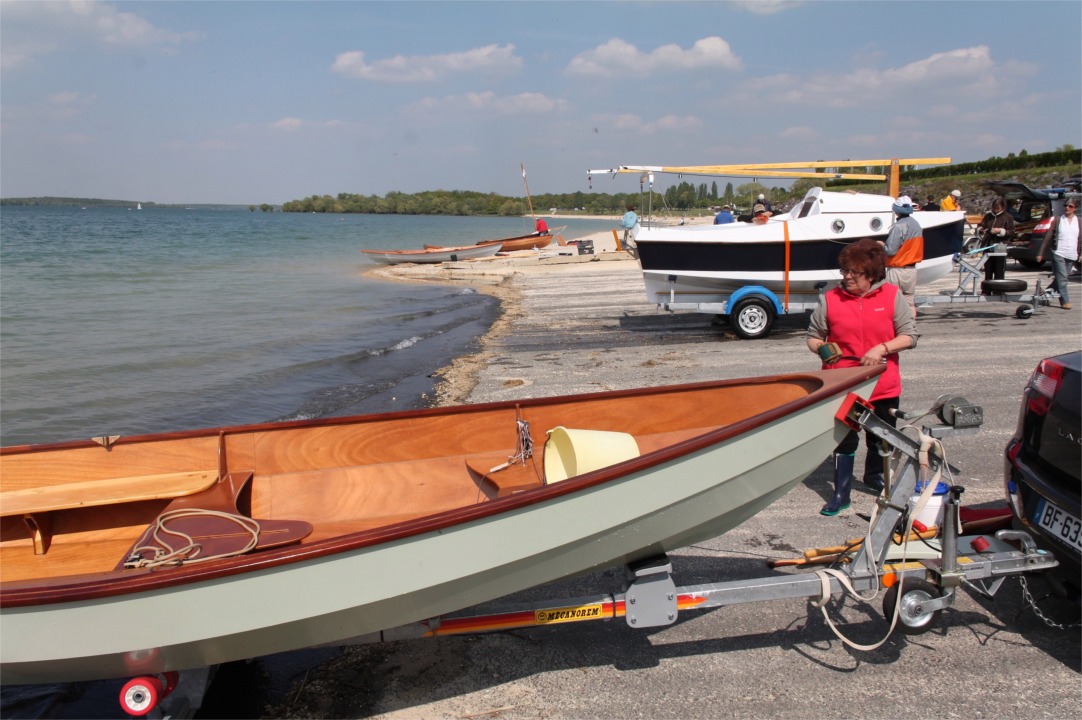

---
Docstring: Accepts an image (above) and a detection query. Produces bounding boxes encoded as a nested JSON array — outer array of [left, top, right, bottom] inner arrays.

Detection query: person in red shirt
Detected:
[[806, 239, 918, 516], [534, 217, 549, 234]]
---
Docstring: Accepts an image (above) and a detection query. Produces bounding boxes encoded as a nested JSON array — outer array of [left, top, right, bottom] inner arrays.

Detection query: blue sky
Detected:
[[1, 0, 1079, 205]]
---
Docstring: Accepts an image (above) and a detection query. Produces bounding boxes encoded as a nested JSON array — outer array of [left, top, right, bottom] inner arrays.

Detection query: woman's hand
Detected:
[[861, 343, 889, 366]]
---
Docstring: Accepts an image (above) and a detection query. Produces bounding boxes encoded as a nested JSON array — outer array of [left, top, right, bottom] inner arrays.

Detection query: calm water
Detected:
[[0, 206, 614, 718], [0, 206, 612, 447]]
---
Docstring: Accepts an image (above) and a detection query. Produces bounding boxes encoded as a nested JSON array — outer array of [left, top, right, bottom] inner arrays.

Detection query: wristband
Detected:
[[881, 343, 890, 355]]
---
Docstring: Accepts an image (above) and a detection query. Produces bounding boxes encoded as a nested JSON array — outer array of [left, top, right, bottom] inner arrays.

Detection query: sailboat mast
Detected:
[[521, 164, 535, 219]]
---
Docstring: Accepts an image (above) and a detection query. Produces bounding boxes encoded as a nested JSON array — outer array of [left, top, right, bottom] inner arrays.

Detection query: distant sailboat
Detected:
[[137, 202, 142, 210]]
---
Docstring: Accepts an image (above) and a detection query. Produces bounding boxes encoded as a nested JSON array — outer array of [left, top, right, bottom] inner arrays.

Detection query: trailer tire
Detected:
[[981, 278, 1027, 294], [883, 578, 941, 636], [1016, 304, 1034, 319], [729, 297, 775, 340]]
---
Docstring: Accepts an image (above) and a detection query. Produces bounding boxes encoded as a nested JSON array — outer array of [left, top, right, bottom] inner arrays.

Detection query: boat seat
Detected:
[[115, 471, 312, 571], [1, 470, 219, 556], [465, 455, 543, 497], [0, 470, 219, 518]]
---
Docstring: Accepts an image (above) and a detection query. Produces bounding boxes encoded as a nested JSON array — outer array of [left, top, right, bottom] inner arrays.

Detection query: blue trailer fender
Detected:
[[725, 286, 783, 315]]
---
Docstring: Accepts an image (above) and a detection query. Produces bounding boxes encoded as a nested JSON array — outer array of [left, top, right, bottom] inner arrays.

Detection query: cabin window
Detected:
[[869, 217, 883, 232], [831, 219, 845, 233], [797, 198, 818, 218]]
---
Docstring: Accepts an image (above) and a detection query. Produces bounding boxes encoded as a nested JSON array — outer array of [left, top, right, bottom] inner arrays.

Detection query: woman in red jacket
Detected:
[[806, 239, 918, 516]]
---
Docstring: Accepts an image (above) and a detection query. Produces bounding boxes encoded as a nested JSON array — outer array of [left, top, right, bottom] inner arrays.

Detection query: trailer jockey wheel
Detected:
[[1016, 304, 1034, 319], [883, 578, 942, 636], [729, 297, 775, 340]]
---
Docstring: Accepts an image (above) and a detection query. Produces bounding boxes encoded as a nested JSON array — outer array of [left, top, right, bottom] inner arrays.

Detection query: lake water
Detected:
[[0, 205, 615, 718], [0, 206, 613, 447]]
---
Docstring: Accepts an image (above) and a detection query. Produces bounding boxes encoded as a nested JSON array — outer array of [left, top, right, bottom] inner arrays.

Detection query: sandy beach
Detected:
[[281, 238, 1082, 719]]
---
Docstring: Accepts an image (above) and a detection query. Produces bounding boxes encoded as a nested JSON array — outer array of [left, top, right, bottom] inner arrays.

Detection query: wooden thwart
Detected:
[[0, 470, 219, 517], [465, 455, 543, 497]]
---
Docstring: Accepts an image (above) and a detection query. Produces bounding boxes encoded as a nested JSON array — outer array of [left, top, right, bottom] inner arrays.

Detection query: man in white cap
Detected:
[[757, 193, 773, 213], [880, 195, 923, 318], [940, 189, 962, 212]]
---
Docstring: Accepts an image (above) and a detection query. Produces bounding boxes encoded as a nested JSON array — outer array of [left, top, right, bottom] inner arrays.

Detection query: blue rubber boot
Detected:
[[821, 453, 854, 516]]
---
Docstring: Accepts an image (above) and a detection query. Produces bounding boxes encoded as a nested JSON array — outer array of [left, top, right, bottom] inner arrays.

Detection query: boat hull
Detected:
[[1, 368, 879, 684], [362, 243, 500, 265]]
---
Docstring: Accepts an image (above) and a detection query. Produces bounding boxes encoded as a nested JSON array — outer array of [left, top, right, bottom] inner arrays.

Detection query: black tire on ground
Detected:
[[981, 278, 1028, 294], [1016, 258, 1044, 269], [728, 297, 775, 340], [883, 577, 942, 636]]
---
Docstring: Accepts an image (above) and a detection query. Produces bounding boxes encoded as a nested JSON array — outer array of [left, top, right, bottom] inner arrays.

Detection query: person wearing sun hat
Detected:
[[940, 189, 962, 212], [880, 195, 923, 319]]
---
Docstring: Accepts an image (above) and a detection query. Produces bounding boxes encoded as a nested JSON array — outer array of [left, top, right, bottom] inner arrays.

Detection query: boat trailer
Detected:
[[360, 393, 1059, 645], [659, 247, 1059, 339], [121, 394, 1061, 718]]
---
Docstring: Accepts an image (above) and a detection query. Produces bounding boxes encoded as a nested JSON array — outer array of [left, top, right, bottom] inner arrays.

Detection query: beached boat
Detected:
[[479, 230, 554, 252], [361, 242, 501, 265], [1, 365, 880, 684], [424, 227, 566, 253], [633, 187, 965, 303]]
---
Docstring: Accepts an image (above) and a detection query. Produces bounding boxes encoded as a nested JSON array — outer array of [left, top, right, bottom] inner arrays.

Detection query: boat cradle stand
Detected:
[[363, 393, 1060, 643]]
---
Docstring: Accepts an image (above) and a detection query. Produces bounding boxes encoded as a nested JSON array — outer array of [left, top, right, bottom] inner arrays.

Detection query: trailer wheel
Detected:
[[981, 278, 1028, 294], [729, 297, 775, 340], [961, 236, 981, 255], [1016, 304, 1034, 319], [883, 578, 941, 636]]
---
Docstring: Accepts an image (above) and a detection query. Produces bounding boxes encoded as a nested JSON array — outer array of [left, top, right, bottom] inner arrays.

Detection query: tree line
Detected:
[[282, 146, 1078, 216]]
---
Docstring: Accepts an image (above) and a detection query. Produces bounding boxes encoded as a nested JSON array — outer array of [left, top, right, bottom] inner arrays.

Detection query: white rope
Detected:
[[125, 508, 261, 569], [812, 433, 953, 650]]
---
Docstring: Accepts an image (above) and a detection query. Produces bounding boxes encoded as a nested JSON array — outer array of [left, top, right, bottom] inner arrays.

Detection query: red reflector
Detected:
[[971, 536, 991, 553]]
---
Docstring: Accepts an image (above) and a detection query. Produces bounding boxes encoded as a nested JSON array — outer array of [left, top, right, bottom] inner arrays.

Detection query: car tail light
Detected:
[[1032, 216, 1053, 234], [1026, 357, 1066, 416]]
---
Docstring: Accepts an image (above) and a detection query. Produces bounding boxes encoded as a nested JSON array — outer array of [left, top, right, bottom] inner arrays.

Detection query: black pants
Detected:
[[836, 396, 900, 479]]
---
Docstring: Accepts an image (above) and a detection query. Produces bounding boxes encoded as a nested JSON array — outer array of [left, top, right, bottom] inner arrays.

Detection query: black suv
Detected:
[[1004, 350, 1082, 598], [981, 178, 1081, 267]]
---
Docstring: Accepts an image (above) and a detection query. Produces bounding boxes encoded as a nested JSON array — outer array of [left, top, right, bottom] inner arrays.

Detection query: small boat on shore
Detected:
[[480, 230, 555, 253], [0, 365, 881, 684], [361, 242, 501, 265], [633, 187, 964, 302]]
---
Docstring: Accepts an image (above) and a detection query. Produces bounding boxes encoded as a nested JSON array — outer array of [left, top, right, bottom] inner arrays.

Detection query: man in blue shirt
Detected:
[[714, 205, 734, 224], [620, 205, 640, 255]]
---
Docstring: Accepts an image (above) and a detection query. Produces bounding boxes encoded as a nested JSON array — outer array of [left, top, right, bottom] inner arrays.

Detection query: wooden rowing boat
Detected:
[[0, 365, 881, 684], [361, 242, 501, 265]]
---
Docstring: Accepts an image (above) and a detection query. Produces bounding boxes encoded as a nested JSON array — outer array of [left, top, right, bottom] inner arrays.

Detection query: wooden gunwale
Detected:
[[0, 365, 882, 608]]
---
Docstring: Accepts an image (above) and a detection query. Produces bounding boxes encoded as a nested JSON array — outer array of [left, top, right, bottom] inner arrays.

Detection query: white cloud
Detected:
[[590, 112, 703, 134], [736, 45, 1032, 110], [272, 117, 304, 131], [408, 91, 568, 116], [332, 44, 522, 83], [0, 1, 201, 69], [779, 126, 818, 141], [729, 0, 805, 16], [565, 37, 742, 78]]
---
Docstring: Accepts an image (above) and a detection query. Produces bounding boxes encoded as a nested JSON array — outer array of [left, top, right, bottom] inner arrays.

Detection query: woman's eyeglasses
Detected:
[[840, 268, 865, 277]]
